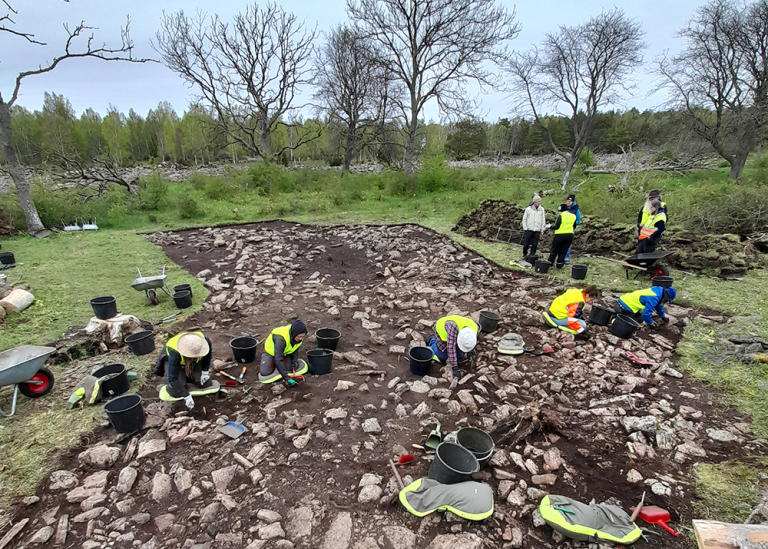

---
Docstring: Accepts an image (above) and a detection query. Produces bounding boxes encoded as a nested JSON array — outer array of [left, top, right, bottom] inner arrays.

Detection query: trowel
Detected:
[[425, 422, 442, 450]]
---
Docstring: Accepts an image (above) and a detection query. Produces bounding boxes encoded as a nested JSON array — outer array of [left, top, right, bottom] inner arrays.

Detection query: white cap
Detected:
[[176, 333, 210, 358], [457, 327, 477, 353]]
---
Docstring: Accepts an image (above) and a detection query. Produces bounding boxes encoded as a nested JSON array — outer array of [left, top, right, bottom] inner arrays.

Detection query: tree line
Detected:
[[2, 0, 767, 235]]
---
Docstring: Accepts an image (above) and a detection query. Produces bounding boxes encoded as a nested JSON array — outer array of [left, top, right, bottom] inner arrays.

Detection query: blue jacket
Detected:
[[568, 202, 581, 225], [619, 286, 666, 325]]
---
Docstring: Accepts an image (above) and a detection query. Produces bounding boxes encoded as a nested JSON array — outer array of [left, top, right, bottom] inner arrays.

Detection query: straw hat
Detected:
[[177, 333, 210, 358]]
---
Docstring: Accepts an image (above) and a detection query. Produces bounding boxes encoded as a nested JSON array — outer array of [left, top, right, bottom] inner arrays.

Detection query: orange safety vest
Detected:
[[639, 212, 667, 240]]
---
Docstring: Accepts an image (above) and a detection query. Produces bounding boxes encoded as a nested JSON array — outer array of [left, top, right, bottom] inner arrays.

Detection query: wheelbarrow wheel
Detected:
[[650, 265, 670, 278], [148, 290, 159, 305], [19, 367, 54, 398]]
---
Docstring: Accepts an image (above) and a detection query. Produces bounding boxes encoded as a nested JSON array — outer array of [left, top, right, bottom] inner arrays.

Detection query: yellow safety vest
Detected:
[[435, 316, 478, 342], [549, 289, 585, 319], [641, 202, 667, 226], [619, 289, 656, 313], [264, 325, 303, 356], [639, 212, 667, 240], [555, 212, 576, 235], [166, 331, 206, 365]]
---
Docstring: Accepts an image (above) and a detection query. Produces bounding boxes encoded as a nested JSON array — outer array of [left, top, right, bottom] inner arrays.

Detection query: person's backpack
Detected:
[[539, 495, 642, 544]]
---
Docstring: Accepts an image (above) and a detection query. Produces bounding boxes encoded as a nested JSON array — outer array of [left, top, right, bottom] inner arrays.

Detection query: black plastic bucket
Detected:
[[315, 328, 341, 351], [103, 393, 145, 433], [456, 428, 495, 468], [92, 363, 130, 398], [0, 252, 14, 265], [571, 264, 588, 280], [478, 311, 501, 333], [125, 330, 155, 356], [428, 442, 481, 484], [610, 314, 641, 339], [307, 348, 333, 375], [172, 291, 193, 309], [230, 336, 258, 364], [408, 346, 434, 376], [589, 305, 614, 326], [651, 276, 673, 288], [90, 296, 117, 320], [535, 260, 552, 274], [173, 284, 193, 298]]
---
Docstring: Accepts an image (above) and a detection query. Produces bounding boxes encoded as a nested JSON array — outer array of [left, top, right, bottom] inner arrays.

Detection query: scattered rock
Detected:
[[117, 467, 138, 493], [362, 418, 381, 433], [427, 533, 484, 549], [151, 472, 173, 501], [28, 526, 55, 545], [320, 512, 353, 549]]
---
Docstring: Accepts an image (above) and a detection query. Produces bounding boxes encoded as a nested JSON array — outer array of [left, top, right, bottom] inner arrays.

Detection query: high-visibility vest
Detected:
[[549, 289, 585, 319], [435, 316, 478, 342], [639, 212, 667, 240], [554, 212, 576, 235], [619, 289, 657, 313], [264, 325, 303, 356], [166, 331, 206, 366], [641, 202, 667, 226]]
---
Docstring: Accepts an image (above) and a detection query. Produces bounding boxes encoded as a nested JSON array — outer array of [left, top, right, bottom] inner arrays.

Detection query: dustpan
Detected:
[[218, 419, 245, 439], [425, 422, 442, 449]]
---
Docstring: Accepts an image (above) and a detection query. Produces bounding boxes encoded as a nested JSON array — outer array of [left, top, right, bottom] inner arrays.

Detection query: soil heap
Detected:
[[453, 199, 765, 277]]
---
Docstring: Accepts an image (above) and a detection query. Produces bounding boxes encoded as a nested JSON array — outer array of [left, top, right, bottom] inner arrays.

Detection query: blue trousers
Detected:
[[428, 336, 462, 364]]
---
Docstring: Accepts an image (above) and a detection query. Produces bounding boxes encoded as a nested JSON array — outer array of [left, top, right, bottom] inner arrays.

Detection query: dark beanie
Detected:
[[558, 204, 568, 212], [290, 319, 307, 342], [567, 194, 576, 201]]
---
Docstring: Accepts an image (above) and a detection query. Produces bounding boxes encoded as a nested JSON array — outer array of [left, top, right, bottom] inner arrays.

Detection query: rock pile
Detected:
[[453, 199, 765, 276]]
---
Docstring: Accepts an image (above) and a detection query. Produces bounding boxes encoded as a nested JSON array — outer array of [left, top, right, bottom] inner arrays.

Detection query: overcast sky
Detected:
[[0, 0, 703, 121]]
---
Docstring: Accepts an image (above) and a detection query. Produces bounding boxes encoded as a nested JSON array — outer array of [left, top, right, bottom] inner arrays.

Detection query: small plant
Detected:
[[418, 154, 449, 193], [577, 147, 596, 169], [178, 196, 199, 219], [138, 173, 169, 211]]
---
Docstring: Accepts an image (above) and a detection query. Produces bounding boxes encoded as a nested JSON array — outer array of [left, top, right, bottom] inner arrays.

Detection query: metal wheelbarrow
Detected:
[[0, 345, 56, 417], [131, 265, 172, 305], [602, 251, 672, 280]]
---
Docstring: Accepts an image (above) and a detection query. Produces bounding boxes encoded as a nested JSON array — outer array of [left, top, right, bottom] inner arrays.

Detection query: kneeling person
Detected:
[[429, 315, 478, 379], [615, 286, 676, 328], [543, 285, 599, 340], [158, 332, 216, 409], [259, 319, 309, 386]]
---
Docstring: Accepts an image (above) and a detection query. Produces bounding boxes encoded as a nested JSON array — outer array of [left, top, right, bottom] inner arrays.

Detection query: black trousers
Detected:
[[548, 234, 574, 268], [522, 230, 541, 257], [636, 239, 657, 255]]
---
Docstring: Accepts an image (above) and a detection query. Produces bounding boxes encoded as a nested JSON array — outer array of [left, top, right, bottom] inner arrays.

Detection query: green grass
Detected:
[[1, 230, 209, 352], [693, 458, 768, 523]]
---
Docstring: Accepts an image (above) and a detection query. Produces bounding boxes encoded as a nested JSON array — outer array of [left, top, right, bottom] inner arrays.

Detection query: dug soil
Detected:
[[11, 221, 760, 549]]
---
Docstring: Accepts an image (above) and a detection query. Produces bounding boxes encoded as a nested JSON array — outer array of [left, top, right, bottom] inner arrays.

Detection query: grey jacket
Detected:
[[522, 205, 547, 232]]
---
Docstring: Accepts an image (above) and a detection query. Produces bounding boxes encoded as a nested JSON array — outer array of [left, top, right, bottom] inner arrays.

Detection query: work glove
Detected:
[[200, 371, 210, 385], [647, 322, 656, 330], [283, 378, 298, 388], [184, 395, 195, 410], [452, 367, 464, 380], [660, 317, 670, 325]]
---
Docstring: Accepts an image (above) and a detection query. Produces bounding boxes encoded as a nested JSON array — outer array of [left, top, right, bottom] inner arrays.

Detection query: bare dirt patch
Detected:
[[9, 221, 760, 549]]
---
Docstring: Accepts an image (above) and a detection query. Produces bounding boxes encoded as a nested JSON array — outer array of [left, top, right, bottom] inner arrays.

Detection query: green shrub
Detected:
[[188, 173, 206, 191], [747, 151, 768, 185], [417, 154, 449, 193], [203, 178, 236, 200], [178, 195, 199, 219], [577, 147, 596, 169], [138, 173, 169, 211], [247, 161, 284, 194]]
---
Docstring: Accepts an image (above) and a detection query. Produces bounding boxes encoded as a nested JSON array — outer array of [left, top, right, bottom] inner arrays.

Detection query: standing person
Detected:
[[636, 200, 667, 254], [521, 194, 546, 259], [637, 190, 668, 232], [547, 204, 576, 269], [259, 319, 309, 386], [428, 315, 478, 380], [542, 285, 599, 340], [157, 331, 214, 409], [615, 286, 676, 328], [563, 194, 581, 265]]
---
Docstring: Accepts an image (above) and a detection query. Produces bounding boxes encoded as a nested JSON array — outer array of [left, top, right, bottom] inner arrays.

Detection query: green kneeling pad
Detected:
[[258, 359, 309, 384], [159, 380, 221, 402], [539, 495, 641, 544], [399, 478, 493, 521], [542, 311, 578, 335]]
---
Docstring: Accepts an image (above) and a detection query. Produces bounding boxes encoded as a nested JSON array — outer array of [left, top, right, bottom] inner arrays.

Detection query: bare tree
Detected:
[[154, 3, 318, 161], [313, 24, 392, 176], [48, 147, 138, 202], [655, 0, 768, 181], [347, 0, 520, 176], [0, 1, 150, 236], [504, 8, 645, 190]]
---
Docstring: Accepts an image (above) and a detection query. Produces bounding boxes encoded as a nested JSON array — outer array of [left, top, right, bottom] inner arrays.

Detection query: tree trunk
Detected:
[[403, 110, 418, 177], [728, 149, 750, 181], [258, 114, 271, 159], [560, 154, 576, 190], [0, 100, 48, 236], [342, 122, 356, 178]]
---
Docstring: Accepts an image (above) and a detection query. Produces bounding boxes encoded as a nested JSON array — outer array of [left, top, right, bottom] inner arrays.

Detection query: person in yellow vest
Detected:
[[615, 286, 676, 327], [542, 285, 599, 340], [547, 204, 576, 269], [259, 319, 309, 386], [636, 199, 667, 255], [428, 315, 478, 379], [637, 190, 668, 232], [160, 332, 213, 410]]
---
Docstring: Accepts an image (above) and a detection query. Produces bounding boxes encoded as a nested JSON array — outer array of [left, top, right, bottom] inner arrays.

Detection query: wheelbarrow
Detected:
[[601, 251, 672, 280], [131, 265, 172, 305], [0, 345, 56, 417]]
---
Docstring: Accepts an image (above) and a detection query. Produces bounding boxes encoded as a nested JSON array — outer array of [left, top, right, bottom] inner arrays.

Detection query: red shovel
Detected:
[[631, 505, 679, 536]]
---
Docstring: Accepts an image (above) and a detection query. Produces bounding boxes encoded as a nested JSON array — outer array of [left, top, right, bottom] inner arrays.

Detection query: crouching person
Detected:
[[429, 315, 478, 380], [157, 331, 216, 409], [259, 319, 309, 387], [542, 285, 599, 341], [615, 286, 676, 328]]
